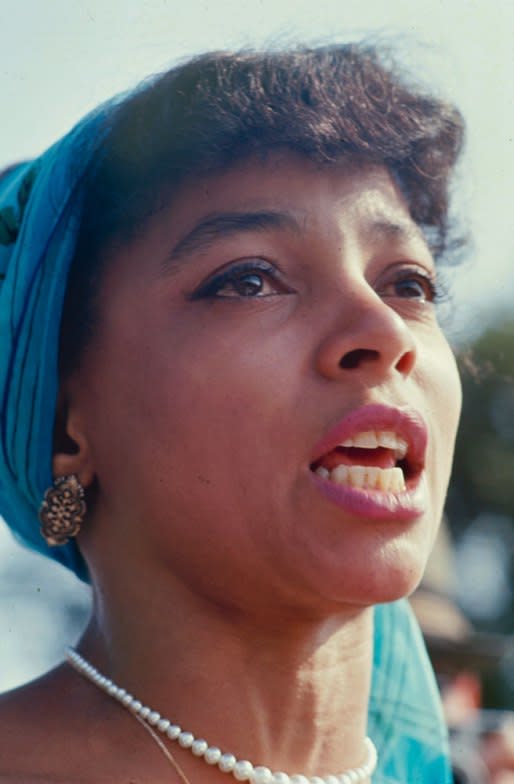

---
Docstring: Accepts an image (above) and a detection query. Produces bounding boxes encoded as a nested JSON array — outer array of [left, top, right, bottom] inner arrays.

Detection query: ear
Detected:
[[52, 387, 96, 488]]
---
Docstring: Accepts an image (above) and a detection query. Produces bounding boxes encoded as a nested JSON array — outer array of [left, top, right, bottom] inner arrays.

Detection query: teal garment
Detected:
[[0, 100, 452, 780], [371, 601, 453, 783]]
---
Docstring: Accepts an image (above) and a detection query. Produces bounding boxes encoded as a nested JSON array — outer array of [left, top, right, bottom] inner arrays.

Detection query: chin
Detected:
[[359, 555, 428, 606], [318, 540, 430, 610]]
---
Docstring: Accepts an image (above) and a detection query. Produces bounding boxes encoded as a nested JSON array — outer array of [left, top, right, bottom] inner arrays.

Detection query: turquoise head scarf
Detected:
[[0, 96, 452, 781], [0, 104, 113, 580]]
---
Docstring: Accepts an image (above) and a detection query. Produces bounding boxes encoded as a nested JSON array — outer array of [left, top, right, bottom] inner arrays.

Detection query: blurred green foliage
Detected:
[[445, 314, 514, 707], [449, 316, 514, 531]]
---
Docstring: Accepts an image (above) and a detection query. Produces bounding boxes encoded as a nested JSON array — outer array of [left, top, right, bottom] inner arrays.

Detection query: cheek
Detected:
[[82, 314, 303, 533], [416, 336, 462, 501], [82, 329, 313, 603], [146, 335, 300, 508], [430, 340, 462, 439]]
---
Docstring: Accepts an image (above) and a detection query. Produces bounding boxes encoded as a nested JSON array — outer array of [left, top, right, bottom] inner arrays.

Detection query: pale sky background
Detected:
[[0, 0, 513, 690]]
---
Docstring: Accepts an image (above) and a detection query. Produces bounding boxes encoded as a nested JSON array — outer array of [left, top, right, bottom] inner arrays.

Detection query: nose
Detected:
[[315, 285, 417, 383]]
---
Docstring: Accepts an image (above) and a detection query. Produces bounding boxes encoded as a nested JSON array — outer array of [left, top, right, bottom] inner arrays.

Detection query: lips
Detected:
[[309, 403, 428, 521]]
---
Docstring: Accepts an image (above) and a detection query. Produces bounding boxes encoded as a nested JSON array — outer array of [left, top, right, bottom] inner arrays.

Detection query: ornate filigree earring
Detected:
[[39, 474, 86, 546]]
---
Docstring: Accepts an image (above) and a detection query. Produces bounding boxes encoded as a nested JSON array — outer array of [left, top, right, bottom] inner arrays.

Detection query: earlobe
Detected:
[[52, 389, 96, 488]]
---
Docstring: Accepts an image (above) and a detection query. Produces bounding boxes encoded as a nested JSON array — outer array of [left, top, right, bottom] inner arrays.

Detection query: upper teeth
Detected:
[[339, 430, 408, 460], [315, 464, 406, 492]]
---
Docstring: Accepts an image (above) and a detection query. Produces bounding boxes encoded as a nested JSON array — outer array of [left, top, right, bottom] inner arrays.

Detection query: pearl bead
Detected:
[[339, 775, 351, 784], [191, 738, 208, 756], [157, 718, 171, 733], [130, 700, 142, 712], [290, 777, 310, 784], [219, 753, 237, 772], [233, 760, 254, 780], [147, 711, 161, 725], [178, 731, 195, 748], [139, 706, 151, 719], [272, 773, 290, 784], [121, 693, 133, 706], [309, 778, 325, 784], [204, 746, 222, 765], [324, 777, 339, 784], [166, 724, 181, 740], [251, 766, 273, 783]]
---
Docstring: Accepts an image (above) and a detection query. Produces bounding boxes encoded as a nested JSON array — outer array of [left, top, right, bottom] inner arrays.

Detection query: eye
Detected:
[[191, 260, 291, 300], [381, 267, 440, 304], [217, 271, 270, 298]]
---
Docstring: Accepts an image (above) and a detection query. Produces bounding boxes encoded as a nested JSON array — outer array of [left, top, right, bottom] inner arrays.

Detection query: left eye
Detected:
[[384, 272, 438, 303], [216, 271, 272, 298], [192, 261, 288, 299]]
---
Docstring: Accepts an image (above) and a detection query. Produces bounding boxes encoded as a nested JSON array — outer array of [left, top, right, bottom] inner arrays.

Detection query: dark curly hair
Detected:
[[61, 43, 465, 376]]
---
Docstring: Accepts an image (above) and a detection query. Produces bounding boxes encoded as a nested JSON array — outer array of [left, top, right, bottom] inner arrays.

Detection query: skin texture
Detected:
[[0, 154, 461, 782]]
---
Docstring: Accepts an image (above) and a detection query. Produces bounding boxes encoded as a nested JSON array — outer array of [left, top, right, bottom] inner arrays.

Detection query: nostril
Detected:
[[340, 348, 379, 369], [395, 350, 416, 376]]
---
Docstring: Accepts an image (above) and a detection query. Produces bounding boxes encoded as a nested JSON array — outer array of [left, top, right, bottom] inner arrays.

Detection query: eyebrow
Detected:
[[365, 218, 424, 244], [162, 210, 301, 272], [160, 208, 425, 275]]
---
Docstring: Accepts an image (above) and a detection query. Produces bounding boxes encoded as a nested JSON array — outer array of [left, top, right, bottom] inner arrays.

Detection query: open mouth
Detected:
[[310, 429, 418, 494]]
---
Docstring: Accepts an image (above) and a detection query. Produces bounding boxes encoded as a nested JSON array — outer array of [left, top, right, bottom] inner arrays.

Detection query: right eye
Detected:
[[377, 264, 444, 307], [191, 259, 291, 300]]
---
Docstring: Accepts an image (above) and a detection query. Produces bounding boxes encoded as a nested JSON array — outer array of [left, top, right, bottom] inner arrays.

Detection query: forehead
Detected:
[[101, 151, 427, 286], [158, 152, 423, 256]]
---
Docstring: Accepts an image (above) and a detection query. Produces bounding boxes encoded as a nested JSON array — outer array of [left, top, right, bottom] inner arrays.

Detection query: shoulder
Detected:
[[0, 667, 68, 778], [0, 666, 103, 783], [0, 665, 165, 784]]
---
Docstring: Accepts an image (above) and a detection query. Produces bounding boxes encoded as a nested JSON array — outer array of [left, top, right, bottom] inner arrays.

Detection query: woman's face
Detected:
[[71, 153, 461, 615]]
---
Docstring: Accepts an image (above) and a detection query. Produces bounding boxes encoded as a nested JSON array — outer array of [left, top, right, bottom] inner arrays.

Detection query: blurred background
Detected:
[[1, 1, 513, 780]]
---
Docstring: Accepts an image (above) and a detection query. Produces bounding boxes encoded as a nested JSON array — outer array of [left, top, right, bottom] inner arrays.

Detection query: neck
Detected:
[[79, 564, 374, 779]]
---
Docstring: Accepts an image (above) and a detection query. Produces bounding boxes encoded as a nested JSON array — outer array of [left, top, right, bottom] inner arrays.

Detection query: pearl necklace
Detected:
[[66, 647, 377, 784]]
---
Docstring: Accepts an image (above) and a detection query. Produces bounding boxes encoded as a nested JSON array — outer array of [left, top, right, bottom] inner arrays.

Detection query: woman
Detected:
[[0, 44, 463, 782]]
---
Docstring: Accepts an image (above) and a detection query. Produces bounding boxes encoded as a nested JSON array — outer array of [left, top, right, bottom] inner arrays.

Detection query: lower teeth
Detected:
[[315, 464, 405, 493]]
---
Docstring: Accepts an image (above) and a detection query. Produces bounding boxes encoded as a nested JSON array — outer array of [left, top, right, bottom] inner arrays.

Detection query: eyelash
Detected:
[[190, 260, 286, 300], [383, 266, 444, 305]]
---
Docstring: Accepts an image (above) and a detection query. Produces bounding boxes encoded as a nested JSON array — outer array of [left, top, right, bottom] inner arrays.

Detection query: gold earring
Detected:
[[39, 474, 86, 546]]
